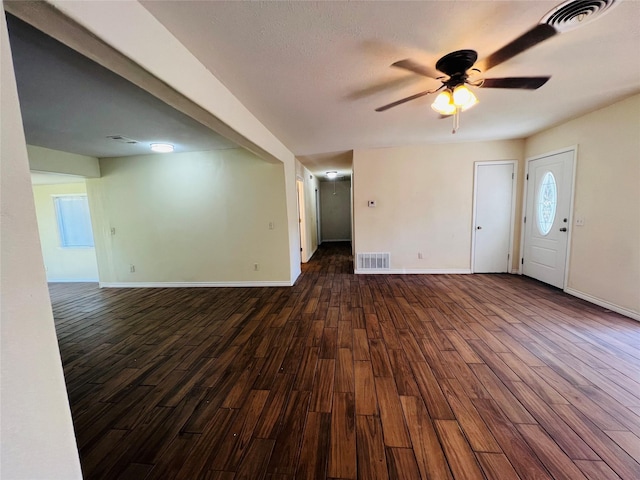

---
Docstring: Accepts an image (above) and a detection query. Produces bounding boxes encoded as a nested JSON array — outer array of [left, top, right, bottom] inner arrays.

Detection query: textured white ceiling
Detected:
[[8, 2, 640, 177], [141, 0, 640, 174]]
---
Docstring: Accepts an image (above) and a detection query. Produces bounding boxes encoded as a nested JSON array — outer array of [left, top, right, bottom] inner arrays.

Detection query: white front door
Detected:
[[522, 149, 575, 288], [473, 162, 515, 273]]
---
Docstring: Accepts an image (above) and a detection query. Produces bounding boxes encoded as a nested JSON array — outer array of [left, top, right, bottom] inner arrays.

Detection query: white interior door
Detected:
[[473, 162, 515, 273], [296, 179, 307, 263], [522, 150, 575, 288]]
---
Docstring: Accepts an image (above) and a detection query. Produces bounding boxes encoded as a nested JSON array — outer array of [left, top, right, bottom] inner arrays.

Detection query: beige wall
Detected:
[[32, 182, 99, 282], [353, 140, 524, 272], [87, 149, 292, 285], [0, 8, 82, 477], [321, 180, 352, 241], [352, 96, 639, 317], [525, 94, 640, 317], [28, 144, 100, 177]]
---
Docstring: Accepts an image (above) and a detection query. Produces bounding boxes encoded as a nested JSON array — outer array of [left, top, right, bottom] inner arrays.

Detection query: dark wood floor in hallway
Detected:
[[50, 242, 640, 479]]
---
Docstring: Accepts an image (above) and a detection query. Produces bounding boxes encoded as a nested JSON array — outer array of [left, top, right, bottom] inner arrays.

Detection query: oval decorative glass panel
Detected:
[[537, 171, 557, 235]]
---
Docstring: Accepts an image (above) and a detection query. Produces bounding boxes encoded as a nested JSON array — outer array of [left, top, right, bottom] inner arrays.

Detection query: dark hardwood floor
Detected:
[[49, 242, 640, 479]]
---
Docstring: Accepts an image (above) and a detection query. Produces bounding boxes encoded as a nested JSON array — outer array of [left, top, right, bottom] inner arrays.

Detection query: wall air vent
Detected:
[[357, 252, 390, 270], [107, 135, 139, 144], [541, 0, 619, 33]]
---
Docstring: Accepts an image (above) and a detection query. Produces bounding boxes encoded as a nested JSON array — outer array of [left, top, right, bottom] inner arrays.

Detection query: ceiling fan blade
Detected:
[[347, 76, 422, 101], [479, 76, 551, 89], [391, 59, 442, 79], [375, 88, 441, 112], [476, 24, 557, 72]]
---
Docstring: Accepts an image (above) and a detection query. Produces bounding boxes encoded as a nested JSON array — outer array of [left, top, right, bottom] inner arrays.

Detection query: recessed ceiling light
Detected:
[[150, 143, 174, 153]]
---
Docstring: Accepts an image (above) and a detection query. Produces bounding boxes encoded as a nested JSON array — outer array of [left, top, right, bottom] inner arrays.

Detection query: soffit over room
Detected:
[[6, 13, 238, 160]]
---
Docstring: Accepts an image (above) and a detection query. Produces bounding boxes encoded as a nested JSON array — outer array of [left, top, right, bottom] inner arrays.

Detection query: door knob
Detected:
[[559, 227, 567, 232], [476, 226, 482, 230]]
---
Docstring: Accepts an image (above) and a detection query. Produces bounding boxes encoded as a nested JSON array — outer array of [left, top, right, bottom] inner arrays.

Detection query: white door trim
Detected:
[[471, 160, 518, 274], [519, 145, 578, 291], [296, 177, 308, 263], [315, 187, 321, 246]]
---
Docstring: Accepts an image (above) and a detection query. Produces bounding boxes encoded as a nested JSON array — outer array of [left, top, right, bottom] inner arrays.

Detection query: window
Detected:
[[536, 171, 557, 236], [54, 195, 95, 247]]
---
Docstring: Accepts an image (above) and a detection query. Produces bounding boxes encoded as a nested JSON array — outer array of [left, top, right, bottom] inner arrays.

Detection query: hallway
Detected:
[[301, 241, 352, 275]]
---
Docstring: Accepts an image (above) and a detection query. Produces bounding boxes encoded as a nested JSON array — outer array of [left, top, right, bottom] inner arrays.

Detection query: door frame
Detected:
[[471, 160, 518, 274], [315, 187, 321, 246], [296, 177, 308, 263], [519, 145, 578, 291]]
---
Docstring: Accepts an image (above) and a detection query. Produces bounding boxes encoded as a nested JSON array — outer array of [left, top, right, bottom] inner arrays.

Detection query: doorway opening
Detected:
[[30, 174, 99, 283], [319, 178, 352, 244]]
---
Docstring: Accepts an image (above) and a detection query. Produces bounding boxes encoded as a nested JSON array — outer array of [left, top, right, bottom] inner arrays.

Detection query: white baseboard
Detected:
[[99, 280, 293, 288], [564, 288, 639, 322], [354, 268, 472, 275], [48, 278, 99, 283]]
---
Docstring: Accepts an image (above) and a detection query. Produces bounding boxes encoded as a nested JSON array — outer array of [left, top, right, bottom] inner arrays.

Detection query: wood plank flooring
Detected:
[[49, 242, 640, 479]]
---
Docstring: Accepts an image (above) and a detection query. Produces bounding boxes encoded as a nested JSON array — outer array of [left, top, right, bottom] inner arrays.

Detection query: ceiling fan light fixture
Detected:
[[452, 84, 478, 111], [431, 90, 456, 115]]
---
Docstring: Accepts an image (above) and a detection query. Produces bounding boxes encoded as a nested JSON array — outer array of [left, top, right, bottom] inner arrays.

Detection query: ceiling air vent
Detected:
[[107, 135, 139, 144], [541, 0, 619, 33]]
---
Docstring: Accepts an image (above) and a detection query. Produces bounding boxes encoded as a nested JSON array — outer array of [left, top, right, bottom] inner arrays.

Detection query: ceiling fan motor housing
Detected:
[[435, 49, 478, 86], [436, 50, 478, 77]]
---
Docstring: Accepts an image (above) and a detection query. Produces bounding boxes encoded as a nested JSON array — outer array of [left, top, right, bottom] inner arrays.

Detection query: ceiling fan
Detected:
[[375, 0, 619, 131]]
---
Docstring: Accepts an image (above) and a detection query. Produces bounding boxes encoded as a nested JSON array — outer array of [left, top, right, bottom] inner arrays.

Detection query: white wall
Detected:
[[87, 149, 292, 285], [32, 182, 100, 282], [525, 94, 640, 318], [321, 180, 352, 241], [353, 140, 524, 272], [0, 8, 82, 478]]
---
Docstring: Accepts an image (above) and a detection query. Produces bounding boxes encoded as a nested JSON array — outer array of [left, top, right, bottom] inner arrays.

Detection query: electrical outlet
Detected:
[[253, 263, 259, 271], [129, 264, 135, 273], [111, 227, 116, 235], [418, 252, 423, 259], [268, 222, 274, 230]]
